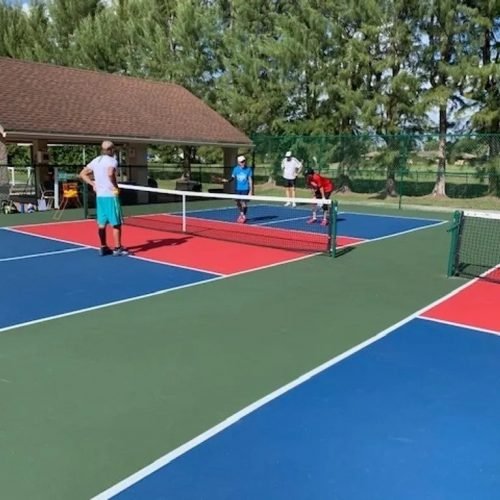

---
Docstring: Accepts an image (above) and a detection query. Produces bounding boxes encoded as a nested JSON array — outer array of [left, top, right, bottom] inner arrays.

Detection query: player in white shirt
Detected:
[[79, 141, 128, 256], [281, 151, 302, 207]]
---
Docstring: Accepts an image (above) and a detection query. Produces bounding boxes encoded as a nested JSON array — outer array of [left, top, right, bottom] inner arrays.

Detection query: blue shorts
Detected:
[[96, 196, 123, 227]]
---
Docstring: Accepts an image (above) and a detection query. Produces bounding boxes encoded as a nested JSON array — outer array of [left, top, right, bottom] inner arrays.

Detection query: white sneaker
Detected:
[[284, 202, 291, 207], [292, 202, 296, 207]]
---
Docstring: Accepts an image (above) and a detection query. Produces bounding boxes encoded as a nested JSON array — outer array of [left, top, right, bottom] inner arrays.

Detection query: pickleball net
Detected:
[[448, 210, 500, 283], [84, 183, 338, 255]]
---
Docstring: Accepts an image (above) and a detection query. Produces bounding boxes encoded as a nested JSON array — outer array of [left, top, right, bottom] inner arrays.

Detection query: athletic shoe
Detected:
[[237, 214, 244, 223], [113, 247, 129, 256], [292, 202, 296, 207], [307, 217, 317, 224], [99, 246, 112, 256], [320, 219, 328, 226], [284, 202, 291, 207]]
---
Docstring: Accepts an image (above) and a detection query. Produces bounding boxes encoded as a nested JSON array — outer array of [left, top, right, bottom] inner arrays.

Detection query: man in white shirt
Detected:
[[79, 141, 128, 256], [281, 151, 302, 207]]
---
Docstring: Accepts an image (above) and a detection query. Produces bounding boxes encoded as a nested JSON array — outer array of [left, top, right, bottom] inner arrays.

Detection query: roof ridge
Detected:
[[0, 56, 186, 90]]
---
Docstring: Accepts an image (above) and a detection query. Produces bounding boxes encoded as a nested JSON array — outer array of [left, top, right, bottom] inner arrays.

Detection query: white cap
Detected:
[[285, 151, 292, 157], [237, 155, 246, 162]]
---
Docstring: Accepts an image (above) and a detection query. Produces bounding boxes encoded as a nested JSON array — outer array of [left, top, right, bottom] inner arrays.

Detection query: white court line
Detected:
[[0, 226, 320, 334], [418, 315, 500, 337], [257, 215, 310, 226], [169, 212, 330, 240], [2, 218, 90, 229], [343, 220, 448, 248], [90, 267, 491, 500], [6, 227, 222, 277], [0, 247, 88, 263], [177, 203, 269, 216], [339, 211, 445, 223], [0, 276, 222, 335]]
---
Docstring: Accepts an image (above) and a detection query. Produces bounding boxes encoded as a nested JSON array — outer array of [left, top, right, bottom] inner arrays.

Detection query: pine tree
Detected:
[[46, 0, 104, 64], [215, 0, 294, 135], [417, 0, 477, 196], [0, 3, 31, 58]]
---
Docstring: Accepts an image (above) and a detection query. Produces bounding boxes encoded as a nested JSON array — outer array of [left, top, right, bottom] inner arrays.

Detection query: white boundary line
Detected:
[[0, 276, 222, 335], [0, 247, 88, 263], [0, 227, 320, 334], [418, 315, 500, 337], [258, 215, 310, 226], [174, 203, 270, 216], [90, 269, 491, 500], [338, 210, 445, 223], [6, 226, 223, 277], [348, 220, 447, 247], [0, 218, 89, 229]]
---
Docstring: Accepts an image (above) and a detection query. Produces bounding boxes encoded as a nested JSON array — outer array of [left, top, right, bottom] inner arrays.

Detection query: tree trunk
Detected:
[[432, 106, 447, 196], [181, 146, 193, 180], [488, 120, 500, 195], [385, 176, 397, 197], [336, 170, 352, 193]]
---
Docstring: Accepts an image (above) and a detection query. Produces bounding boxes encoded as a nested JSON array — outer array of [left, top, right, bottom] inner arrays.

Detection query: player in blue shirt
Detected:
[[223, 154, 253, 223]]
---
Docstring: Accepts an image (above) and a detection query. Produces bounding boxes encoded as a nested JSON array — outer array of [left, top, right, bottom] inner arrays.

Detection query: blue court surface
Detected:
[[0, 228, 79, 259], [0, 228, 219, 330], [95, 318, 500, 500], [182, 204, 444, 240]]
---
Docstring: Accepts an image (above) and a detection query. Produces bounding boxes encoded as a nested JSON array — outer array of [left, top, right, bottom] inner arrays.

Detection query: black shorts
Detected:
[[314, 190, 332, 200], [235, 189, 250, 202], [284, 178, 296, 188]]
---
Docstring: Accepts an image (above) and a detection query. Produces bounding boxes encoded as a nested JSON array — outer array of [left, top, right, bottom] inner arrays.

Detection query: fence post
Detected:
[[447, 210, 463, 277], [398, 167, 404, 210], [329, 200, 338, 257]]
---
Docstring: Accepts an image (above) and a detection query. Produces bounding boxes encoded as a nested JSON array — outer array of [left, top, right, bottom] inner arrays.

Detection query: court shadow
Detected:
[[334, 245, 357, 257], [128, 236, 191, 253], [247, 215, 279, 223]]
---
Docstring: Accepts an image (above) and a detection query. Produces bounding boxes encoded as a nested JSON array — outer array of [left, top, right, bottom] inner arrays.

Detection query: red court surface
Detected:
[[14, 221, 360, 275], [422, 269, 500, 333]]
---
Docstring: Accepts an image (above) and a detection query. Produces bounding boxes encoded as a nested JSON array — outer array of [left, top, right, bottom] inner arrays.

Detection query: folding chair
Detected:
[[39, 183, 55, 210], [53, 182, 81, 220]]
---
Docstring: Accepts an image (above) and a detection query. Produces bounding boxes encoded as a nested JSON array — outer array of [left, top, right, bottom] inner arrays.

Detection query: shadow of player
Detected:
[[127, 236, 191, 253]]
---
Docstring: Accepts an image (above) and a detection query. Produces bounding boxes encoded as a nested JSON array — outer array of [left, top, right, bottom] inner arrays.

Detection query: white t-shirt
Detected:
[[281, 157, 302, 180], [87, 155, 118, 197]]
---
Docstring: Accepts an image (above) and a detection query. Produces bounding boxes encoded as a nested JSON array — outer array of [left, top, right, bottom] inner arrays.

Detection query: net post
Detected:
[[447, 210, 463, 277], [182, 193, 186, 232], [329, 200, 338, 257]]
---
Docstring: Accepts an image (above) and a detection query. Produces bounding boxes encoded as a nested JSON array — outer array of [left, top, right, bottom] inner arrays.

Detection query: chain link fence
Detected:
[[2, 134, 499, 213], [252, 134, 500, 204]]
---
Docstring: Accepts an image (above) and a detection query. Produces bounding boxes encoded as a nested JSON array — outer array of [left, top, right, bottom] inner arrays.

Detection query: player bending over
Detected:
[[304, 167, 335, 226], [222, 155, 253, 223]]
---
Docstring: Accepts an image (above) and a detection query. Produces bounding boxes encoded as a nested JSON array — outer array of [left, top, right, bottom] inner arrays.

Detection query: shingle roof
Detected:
[[0, 57, 251, 147]]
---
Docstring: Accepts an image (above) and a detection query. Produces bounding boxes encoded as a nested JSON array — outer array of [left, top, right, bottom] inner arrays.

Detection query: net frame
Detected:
[[83, 183, 338, 256], [448, 209, 500, 281]]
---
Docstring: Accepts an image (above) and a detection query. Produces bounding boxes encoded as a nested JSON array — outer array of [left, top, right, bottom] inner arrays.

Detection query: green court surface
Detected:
[[0, 206, 464, 500]]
